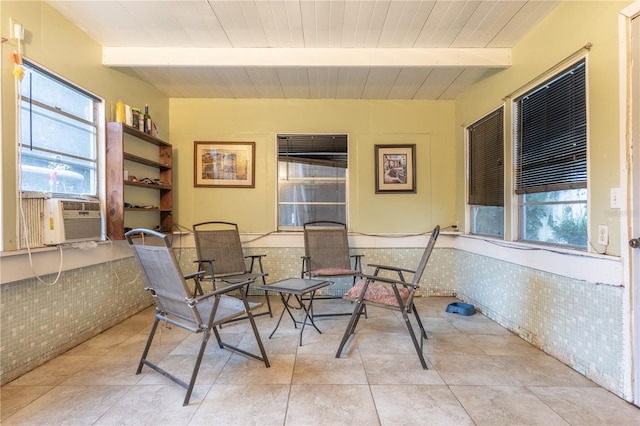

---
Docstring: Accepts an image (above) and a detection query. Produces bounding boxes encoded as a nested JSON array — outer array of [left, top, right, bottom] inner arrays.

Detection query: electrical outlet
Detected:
[[598, 224, 609, 245]]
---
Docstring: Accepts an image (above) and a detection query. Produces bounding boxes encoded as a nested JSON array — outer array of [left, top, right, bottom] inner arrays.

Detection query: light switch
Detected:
[[611, 188, 621, 209]]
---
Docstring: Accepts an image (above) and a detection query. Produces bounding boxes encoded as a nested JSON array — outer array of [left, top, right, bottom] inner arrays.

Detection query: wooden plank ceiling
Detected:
[[47, 0, 560, 100]]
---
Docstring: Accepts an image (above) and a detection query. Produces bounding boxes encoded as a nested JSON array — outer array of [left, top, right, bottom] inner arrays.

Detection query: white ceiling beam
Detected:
[[102, 47, 511, 68]]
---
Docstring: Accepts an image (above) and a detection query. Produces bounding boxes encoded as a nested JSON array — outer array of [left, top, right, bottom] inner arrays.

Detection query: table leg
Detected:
[[268, 292, 299, 339], [296, 290, 323, 345]]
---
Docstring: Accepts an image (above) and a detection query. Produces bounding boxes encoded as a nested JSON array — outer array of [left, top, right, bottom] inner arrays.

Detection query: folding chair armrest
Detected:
[[359, 274, 418, 289], [367, 263, 415, 274], [301, 256, 311, 277], [194, 259, 215, 273], [184, 271, 206, 281], [245, 254, 267, 274], [244, 254, 266, 259], [192, 279, 253, 304], [350, 254, 364, 271]]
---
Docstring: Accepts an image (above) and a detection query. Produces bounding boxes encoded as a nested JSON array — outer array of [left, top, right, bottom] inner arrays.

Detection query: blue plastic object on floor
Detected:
[[446, 302, 476, 316]]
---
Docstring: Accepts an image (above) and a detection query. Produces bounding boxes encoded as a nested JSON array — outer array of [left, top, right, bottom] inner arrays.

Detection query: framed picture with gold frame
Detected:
[[375, 144, 416, 193], [194, 141, 255, 188]]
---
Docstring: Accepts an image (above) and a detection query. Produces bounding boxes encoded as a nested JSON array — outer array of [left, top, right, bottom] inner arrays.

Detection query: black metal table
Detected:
[[257, 278, 332, 345]]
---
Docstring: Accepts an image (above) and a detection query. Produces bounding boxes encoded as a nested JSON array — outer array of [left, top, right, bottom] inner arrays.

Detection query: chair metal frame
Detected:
[[126, 228, 270, 405], [193, 221, 272, 317], [335, 225, 440, 369], [300, 220, 364, 317]]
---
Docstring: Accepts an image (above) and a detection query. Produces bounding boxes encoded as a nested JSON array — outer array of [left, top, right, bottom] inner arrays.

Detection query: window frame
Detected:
[[467, 107, 505, 238], [18, 58, 102, 198], [276, 133, 348, 231], [512, 58, 588, 248]]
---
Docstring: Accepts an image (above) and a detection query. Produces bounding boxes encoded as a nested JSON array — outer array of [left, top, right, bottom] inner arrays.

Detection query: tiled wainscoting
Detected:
[[455, 249, 624, 397], [0, 257, 151, 384], [1, 244, 627, 401]]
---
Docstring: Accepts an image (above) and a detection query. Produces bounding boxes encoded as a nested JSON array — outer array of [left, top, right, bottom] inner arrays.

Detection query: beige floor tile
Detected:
[[422, 317, 463, 334], [350, 331, 424, 357], [292, 353, 368, 384], [64, 332, 133, 356], [60, 354, 149, 386], [286, 384, 380, 426], [2, 385, 129, 425], [423, 333, 487, 356], [294, 327, 349, 355], [447, 314, 512, 335], [470, 333, 544, 356], [450, 385, 570, 425], [371, 384, 474, 425], [95, 384, 202, 424], [529, 386, 640, 425], [430, 354, 521, 386], [501, 353, 597, 387], [6, 355, 100, 387], [6, 296, 639, 425], [137, 352, 231, 386], [215, 353, 295, 385], [190, 384, 290, 425], [362, 354, 444, 385], [0, 385, 53, 422]]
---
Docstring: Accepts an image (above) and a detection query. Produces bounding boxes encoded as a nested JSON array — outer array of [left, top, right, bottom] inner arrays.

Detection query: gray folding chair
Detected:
[[336, 225, 440, 369], [301, 221, 364, 317], [126, 228, 270, 406], [193, 221, 272, 317]]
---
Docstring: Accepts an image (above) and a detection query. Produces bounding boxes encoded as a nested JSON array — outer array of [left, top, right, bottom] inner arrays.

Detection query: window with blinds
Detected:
[[469, 108, 504, 206], [277, 134, 347, 230], [468, 108, 504, 237], [514, 59, 587, 248], [514, 60, 586, 194]]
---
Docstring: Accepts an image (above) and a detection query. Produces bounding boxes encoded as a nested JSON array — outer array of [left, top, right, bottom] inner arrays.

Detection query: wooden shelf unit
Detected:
[[106, 122, 173, 240]]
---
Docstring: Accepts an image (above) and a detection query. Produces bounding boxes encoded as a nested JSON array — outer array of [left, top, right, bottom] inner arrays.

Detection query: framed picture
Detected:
[[194, 141, 255, 188], [375, 144, 416, 193]]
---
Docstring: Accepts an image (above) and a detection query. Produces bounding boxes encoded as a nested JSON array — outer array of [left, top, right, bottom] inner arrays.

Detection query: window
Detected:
[[277, 134, 347, 230], [19, 59, 101, 196], [514, 59, 587, 248], [468, 107, 504, 237]]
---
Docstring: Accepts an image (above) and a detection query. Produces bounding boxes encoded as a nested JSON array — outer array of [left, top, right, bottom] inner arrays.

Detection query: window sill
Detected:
[[455, 234, 622, 286]]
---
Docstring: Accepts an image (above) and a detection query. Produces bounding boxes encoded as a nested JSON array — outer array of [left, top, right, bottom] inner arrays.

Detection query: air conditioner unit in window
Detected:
[[43, 198, 103, 245]]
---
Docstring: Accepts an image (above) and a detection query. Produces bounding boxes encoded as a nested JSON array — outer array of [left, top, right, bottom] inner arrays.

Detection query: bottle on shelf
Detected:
[[115, 99, 125, 123], [144, 104, 152, 134], [132, 107, 141, 130]]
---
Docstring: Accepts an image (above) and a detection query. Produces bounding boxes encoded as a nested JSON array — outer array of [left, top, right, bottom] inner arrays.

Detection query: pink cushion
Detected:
[[310, 268, 359, 277], [344, 279, 410, 307]]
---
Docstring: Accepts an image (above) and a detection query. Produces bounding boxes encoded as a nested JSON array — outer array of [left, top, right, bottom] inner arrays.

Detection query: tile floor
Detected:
[[2, 296, 640, 425]]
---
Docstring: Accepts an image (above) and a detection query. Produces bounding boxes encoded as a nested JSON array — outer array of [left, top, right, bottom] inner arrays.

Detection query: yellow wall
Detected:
[[170, 98, 456, 234], [455, 0, 629, 256], [1, 0, 630, 254], [0, 1, 169, 250]]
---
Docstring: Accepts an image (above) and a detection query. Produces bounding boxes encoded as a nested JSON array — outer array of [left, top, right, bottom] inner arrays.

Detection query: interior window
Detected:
[[18, 59, 100, 196], [514, 59, 587, 248], [277, 134, 347, 230], [468, 107, 504, 238]]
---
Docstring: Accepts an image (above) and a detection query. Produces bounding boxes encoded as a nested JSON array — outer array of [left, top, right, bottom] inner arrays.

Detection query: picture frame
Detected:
[[194, 141, 255, 188], [375, 144, 416, 193]]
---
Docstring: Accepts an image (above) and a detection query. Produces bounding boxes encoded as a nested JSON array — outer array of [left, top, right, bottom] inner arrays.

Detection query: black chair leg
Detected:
[[137, 316, 160, 374], [183, 328, 211, 406], [336, 300, 366, 358], [399, 307, 428, 369]]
